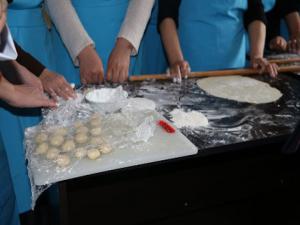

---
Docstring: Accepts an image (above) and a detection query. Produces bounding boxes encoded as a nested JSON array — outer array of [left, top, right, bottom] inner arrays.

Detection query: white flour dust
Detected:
[[170, 109, 209, 129]]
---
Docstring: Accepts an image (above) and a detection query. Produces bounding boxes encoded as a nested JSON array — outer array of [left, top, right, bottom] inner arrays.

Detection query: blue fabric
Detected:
[[52, 0, 139, 83], [2, 0, 56, 213], [262, 0, 276, 12], [0, 134, 20, 225], [136, 1, 168, 74]]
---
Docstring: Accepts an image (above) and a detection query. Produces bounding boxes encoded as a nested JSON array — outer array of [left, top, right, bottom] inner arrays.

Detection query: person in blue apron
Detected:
[[266, 0, 300, 53], [46, 0, 154, 84], [156, 0, 278, 82], [0, 3, 54, 223], [1, 0, 74, 214]]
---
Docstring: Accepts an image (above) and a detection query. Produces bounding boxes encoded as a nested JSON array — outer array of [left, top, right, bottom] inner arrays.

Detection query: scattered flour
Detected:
[[170, 109, 209, 128]]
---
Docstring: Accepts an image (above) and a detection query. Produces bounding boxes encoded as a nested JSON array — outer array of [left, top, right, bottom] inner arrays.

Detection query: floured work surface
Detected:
[[127, 74, 300, 152]]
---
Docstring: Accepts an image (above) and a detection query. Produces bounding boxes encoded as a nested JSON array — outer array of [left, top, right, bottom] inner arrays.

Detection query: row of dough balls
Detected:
[[34, 141, 112, 167]]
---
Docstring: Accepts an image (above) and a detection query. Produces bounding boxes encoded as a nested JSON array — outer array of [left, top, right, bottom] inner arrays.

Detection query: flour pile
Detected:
[[170, 109, 209, 128]]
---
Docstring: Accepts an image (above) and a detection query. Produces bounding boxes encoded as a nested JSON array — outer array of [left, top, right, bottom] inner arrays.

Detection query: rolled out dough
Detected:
[[197, 76, 282, 104]]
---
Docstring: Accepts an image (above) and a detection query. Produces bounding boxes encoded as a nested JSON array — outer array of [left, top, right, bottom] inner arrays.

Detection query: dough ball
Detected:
[[50, 135, 64, 147], [74, 121, 84, 128], [89, 118, 101, 127], [76, 126, 89, 134], [36, 142, 49, 155], [90, 137, 104, 146], [74, 148, 87, 159], [56, 154, 71, 167], [99, 144, 112, 154], [87, 149, 101, 160], [35, 133, 48, 143], [90, 127, 101, 136], [62, 139, 76, 152], [75, 133, 88, 144], [53, 127, 68, 136], [46, 148, 59, 160]]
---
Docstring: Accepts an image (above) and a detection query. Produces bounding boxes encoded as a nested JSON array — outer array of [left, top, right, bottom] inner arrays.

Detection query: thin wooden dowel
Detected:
[[129, 65, 300, 82]]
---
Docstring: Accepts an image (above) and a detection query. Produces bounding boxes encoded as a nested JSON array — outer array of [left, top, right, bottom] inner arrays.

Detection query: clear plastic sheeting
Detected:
[[25, 87, 157, 209]]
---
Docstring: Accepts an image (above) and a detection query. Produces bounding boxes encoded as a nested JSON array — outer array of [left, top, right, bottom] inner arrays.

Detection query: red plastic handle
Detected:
[[158, 120, 176, 133]]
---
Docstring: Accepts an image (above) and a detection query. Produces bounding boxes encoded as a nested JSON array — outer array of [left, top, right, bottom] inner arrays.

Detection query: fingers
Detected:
[[252, 58, 279, 78], [287, 39, 300, 54]]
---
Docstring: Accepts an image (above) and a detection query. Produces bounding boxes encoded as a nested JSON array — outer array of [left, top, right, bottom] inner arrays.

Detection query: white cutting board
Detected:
[[32, 114, 198, 185]]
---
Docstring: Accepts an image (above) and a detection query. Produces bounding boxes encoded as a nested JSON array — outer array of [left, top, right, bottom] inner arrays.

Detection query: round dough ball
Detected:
[[50, 135, 64, 147], [90, 127, 101, 136], [74, 121, 84, 128], [53, 127, 68, 136], [89, 118, 101, 127], [74, 148, 87, 159], [62, 139, 76, 152], [75, 133, 88, 144], [90, 137, 104, 146], [36, 142, 49, 155], [46, 148, 59, 160], [76, 126, 89, 134], [99, 144, 112, 154], [35, 133, 48, 143], [87, 149, 101, 160], [56, 154, 71, 167]]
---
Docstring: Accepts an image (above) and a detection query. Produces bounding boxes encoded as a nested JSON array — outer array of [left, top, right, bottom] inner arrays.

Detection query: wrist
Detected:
[[115, 38, 133, 54], [78, 44, 94, 63]]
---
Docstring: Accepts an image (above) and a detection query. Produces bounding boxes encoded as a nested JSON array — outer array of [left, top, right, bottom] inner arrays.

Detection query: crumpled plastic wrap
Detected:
[[25, 87, 157, 209]]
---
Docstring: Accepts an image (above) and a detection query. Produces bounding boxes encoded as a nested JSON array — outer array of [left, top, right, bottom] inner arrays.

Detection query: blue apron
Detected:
[[0, 134, 20, 225], [1, 0, 55, 213], [52, 0, 138, 84], [136, 0, 168, 74], [178, 0, 248, 71], [262, 0, 276, 12]]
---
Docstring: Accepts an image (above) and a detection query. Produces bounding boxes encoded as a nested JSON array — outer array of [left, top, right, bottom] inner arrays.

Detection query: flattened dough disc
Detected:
[[197, 76, 282, 104]]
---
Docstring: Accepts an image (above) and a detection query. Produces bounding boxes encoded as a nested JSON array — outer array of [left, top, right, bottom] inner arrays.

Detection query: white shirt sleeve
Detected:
[[118, 0, 155, 55], [45, 0, 94, 66], [0, 25, 17, 61]]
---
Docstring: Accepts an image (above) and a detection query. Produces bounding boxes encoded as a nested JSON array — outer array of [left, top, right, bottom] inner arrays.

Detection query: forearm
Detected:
[[248, 21, 266, 59], [45, 0, 94, 66], [285, 12, 300, 39], [118, 0, 155, 55], [160, 18, 184, 66], [0, 72, 15, 103]]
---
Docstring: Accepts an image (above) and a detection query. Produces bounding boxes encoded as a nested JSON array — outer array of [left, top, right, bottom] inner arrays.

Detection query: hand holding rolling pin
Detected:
[[167, 60, 191, 83]]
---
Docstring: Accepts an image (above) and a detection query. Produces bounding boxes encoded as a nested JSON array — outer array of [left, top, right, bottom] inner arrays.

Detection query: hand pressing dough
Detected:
[[35, 133, 48, 143], [36, 142, 49, 155], [74, 148, 87, 159], [75, 133, 89, 144], [90, 137, 104, 145], [76, 126, 89, 134], [87, 149, 101, 160], [50, 135, 64, 147], [90, 127, 101, 136], [99, 144, 112, 154], [46, 148, 59, 160], [197, 76, 282, 104], [56, 154, 71, 167], [62, 139, 76, 152], [53, 127, 68, 136]]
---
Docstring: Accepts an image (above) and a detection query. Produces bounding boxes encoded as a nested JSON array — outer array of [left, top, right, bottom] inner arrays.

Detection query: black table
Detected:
[[57, 74, 300, 225]]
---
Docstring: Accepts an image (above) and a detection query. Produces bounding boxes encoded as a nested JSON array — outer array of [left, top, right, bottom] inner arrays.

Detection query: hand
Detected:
[[251, 57, 279, 78], [7, 84, 56, 108], [269, 36, 287, 52], [39, 69, 75, 100], [106, 38, 133, 83], [287, 38, 300, 54], [167, 60, 190, 83], [78, 45, 104, 85]]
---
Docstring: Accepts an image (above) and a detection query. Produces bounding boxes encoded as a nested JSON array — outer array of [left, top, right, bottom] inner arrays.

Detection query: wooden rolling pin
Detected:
[[129, 65, 300, 82]]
